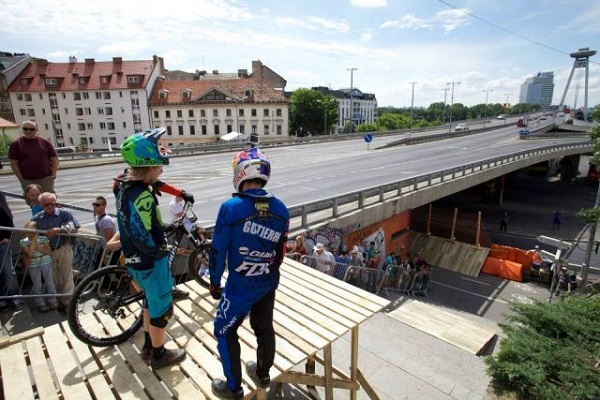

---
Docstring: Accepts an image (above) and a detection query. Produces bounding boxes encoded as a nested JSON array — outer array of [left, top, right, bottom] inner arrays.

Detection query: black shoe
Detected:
[[151, 348, 186, 369], [57, 303, 67, 314], [141, 346, 152, 364], [246, 361, 270, 388], [12, 301, 25, 311], [172, 287, 189, 301], [211, 378, 243, 399]]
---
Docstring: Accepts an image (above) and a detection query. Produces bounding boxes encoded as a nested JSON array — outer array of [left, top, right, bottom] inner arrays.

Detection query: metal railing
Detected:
[[286, 141, 593, 234]]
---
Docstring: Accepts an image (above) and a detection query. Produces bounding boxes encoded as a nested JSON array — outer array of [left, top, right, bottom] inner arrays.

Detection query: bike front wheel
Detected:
[[67, 265, 144, 347], [188, 244, 211, 288]]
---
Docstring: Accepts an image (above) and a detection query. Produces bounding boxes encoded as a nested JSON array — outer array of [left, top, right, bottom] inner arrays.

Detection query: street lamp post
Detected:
[[482, 89, 493, 128], [409, 82, 417, 129], [447, 81, 460, 133], [442, 87, 450, 123]]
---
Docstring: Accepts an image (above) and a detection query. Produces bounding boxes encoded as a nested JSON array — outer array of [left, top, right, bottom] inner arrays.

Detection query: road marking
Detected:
[[433, 281, 508, 304], [460, 277, 491, 286]]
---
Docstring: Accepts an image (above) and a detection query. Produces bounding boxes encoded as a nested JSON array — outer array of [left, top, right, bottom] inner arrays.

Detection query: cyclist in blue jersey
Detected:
[[115, 128, 186, 369], [210, 147, 289, 399]]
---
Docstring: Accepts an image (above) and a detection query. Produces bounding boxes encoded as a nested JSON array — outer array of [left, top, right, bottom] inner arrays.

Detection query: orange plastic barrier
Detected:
[[481, 257, 523, 282], [490, 244, 533, 270]]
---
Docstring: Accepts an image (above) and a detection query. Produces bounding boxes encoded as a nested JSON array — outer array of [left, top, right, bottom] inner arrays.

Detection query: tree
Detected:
[[0, 134, 11, 157], [290, 89, 338, 136]]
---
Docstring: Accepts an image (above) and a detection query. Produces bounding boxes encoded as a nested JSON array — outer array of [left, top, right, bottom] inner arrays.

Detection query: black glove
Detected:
[[181, 190, 195, 204], [209, 283, 222, 300]]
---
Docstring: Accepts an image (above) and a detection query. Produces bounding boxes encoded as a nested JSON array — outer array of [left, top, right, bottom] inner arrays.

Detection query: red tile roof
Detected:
[[149, 77, 288, 105], [7, 57, 162, 92], [0, 117, 18, 128]]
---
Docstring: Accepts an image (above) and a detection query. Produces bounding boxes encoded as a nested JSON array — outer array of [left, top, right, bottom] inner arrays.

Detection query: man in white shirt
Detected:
[[168, 196, 195, 232], [312, 243, 333, 273]]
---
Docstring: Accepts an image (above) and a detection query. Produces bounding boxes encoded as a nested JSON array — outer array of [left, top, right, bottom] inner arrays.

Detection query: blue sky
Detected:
[[2, 0, 599, 108]]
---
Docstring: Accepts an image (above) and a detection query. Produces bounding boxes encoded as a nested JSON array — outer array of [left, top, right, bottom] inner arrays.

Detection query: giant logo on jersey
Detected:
[[238, 247, 276, 258]]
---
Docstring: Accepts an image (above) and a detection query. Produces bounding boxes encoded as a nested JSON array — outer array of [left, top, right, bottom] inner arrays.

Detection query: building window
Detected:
[[85, 107, 91, 115], [213, 109, 218, 117], [165, 110, 171, 118], [123, 122, 127, 128], [178, 126, 184, 135], [73, 92, 81, 101], [239, 125, 245, 134], [45, 78, 58, 86], [201, 125, 207, 135], [16, 94, 23, 101], [107, 122, 115, 130], [27, 109, 35, 117], [78, 123, 86, 131], [227, 124, 232, 133], [226, 109, 232, 117], [100, 76, 109, 84], [153, 110, 159, 118], [76, 108, 84, 116], [200, 110, 206, 117], [167, 126, 172, 135], [251, 109, 257, 117], [20, 109, 26, 116], [214, 125, 220, 135], [127, 76, 140, 84], [177, 110, 183, 118], [105, 107, 113, 115], [264, 125, 269, 135], [103, 92, 111, 100], [159, 91, 167, 99], [95, 92, 102, 99], [239, 109, 244, 117], [276, 108, 282, 117], [24, 93, 32, 101], [263, 109, 269, 117], [277, 125, 282, 135], [252, 125, 257, 134], [190, 125, 196, 135], [100, 122, 106, 129], [83, 92, 89, 99], [188, 109, 194, 117], [97, 107, 104, 115], [78, 77, 87, 85], [87, 123, 93, 129]]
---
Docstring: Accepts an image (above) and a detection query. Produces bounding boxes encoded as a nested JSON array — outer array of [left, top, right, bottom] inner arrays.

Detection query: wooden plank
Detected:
[[1, 342, 34, 400], [24, 337, 59, 400], [42, 324, 92, 399], [93, 345, 149, 400], [280, 273, 369, 324], [116, 337, 174, 399], [0, 326, 44, 349], [388, 301, 496, 355], [282, 260, 390, 308], [62, 324, 116, 400], [273, 301, 339, 343]]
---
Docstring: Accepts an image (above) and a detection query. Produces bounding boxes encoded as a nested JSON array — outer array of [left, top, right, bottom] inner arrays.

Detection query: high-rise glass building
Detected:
[[518, 71, 554, 108]]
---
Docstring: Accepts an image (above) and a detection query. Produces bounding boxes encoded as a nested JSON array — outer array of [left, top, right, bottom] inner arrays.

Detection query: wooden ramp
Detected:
[[0, 258, 389, 399], [388, 300, 497, 355]]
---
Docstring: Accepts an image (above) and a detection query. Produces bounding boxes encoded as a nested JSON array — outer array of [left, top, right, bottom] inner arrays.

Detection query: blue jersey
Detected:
[[115, 180, 168, 268], [210, 188, 289, 296]]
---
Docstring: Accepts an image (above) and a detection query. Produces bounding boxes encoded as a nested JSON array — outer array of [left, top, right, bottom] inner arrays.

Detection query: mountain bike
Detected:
[[67, 201, 213, 346]]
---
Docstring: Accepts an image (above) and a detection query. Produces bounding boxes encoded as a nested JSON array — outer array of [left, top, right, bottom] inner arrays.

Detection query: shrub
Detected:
[[485, 295, 600, 399]]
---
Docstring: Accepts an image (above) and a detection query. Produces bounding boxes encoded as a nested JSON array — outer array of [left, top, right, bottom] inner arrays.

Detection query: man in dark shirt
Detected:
[[0, 192, 25, 312], [32, 192, 79, 311], [9, 120, 58, 194]]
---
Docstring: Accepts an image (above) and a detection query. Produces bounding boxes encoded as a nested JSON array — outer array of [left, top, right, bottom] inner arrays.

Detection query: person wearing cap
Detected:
[[312, 243, 333, 273], [209, 147, 289, 399], [553, 266, 572, 294], [114, 127, 186, 370]]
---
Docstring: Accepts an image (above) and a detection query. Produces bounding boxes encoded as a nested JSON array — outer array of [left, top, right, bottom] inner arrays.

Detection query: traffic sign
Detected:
[[363, 134, 373, 143]]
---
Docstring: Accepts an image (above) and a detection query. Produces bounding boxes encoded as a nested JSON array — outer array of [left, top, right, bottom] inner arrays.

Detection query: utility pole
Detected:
[[409, 82, 418, 129], [442, 87, 450, 123], [447, 81, 460, 133]]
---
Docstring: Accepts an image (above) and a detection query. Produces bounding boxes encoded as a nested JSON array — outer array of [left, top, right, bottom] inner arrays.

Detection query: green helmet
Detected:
[[120, 128, 169, 166]]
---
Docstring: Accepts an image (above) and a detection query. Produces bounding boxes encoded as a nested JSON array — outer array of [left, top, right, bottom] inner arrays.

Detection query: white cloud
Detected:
[[380, 14, 432, 30], [433, 9, 470, 32], [380, 9, 469, 32], [351, 0, 387, 8], [360, 30, 375, 43]]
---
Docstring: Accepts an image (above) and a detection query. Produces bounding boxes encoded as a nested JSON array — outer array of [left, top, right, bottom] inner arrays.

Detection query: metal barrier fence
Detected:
[[382, 264, 432, 297], [0, 226, 106, 310]]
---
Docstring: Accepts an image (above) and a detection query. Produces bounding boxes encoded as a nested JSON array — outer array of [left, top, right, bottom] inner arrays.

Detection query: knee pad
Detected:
[[149, 305, 173, 328]]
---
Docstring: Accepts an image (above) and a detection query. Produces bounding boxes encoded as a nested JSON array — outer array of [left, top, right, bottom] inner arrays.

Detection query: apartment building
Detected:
[[312, 86, 378, 132], [0, 52, 32, 122], [519, 71, 555, 109], [7, 56, 165, 150], [149, 60, 289, 146]]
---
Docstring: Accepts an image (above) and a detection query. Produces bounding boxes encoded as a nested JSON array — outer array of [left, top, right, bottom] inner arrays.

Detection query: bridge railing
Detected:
[[285, 141, 592, 235]]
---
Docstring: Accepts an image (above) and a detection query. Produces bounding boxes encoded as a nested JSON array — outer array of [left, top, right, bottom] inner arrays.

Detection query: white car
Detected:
[[497, 114, 506, 120], [454, 123, 469, 131]]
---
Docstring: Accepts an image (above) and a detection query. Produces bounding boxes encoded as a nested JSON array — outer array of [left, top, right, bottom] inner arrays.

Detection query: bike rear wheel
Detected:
[[67, 265, 144, 346], [188, 244, 211, 288]]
